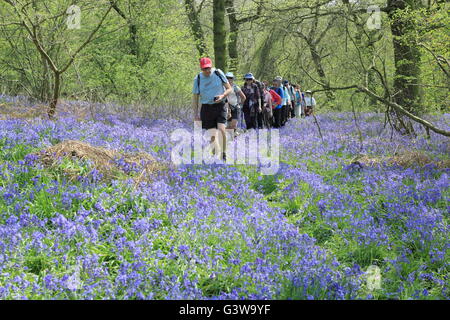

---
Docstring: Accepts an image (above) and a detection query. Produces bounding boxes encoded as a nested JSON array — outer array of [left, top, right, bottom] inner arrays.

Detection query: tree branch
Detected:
[[60, 5, 113, 73], [419, 42, 450, 80], [236, 0, 264, 24], [312, 85, 450, 137]]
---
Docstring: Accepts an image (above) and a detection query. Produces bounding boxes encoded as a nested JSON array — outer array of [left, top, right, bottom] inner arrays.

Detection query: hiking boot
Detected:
[[222, 152, 227, 162]]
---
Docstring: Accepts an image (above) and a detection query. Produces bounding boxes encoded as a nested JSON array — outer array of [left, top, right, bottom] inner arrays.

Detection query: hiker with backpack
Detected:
[[225, 72, 246, 136], [293, 84, 303, 118], [300, 88, 306, 117], [253, 78, 266, 129], [241, 73, 261, 130], [288, 81, 297, 118], [270, 77, 284, 128], [262, 81, 273, 128], [282, 80, 291, 126], [283, 80, 295, 120], [192, 57, 233, 161], [304, 90, 316, 117]]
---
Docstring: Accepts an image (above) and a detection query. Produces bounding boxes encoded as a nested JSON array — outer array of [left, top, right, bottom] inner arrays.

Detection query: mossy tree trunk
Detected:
[[184, 0, 208, 57], [213, 0, 227, 70], [225, 0, 238, 73], [386, 0, 424, 133]]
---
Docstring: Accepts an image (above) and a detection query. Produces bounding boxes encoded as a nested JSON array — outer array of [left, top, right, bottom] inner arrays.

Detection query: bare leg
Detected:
[[207, 128, 217, 155], [217, 123, 227, 158]]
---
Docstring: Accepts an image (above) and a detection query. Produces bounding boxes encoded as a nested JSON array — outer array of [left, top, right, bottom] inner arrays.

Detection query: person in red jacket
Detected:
[[269, 77, 284, 128], [262, 81, 273, 128], [269, 86, 282, 108]]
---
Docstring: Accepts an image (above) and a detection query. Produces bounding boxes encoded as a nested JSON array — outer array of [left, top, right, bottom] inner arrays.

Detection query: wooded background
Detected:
[[0, 1, 448, 127]]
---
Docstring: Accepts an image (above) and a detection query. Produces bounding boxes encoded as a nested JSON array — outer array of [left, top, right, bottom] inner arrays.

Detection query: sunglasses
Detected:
[[226, 77, 234, 80], [245, 79, 253, 81], [201, 67, 211, 71]]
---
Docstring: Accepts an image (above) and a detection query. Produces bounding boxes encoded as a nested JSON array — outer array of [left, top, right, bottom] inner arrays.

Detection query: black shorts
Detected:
[[229, 104, 241, 120], [200, 102, 227, 129]]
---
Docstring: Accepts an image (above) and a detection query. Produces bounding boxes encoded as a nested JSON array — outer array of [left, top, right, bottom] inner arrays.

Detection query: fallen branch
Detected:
[[312, 85, 450, 137]]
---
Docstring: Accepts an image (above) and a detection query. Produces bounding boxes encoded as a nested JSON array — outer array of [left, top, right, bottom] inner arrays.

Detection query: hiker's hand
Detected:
[[258, 107, 262, 113], [214, 95, 225, 103], [194, 115, 201, 122]]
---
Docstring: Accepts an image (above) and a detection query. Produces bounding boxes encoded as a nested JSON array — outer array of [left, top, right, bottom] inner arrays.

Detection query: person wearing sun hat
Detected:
[[281, 79, 291, 126], [192, 57, 233, 161], [241, 73, 261, 130], [270, 76, 284, 128], [225, 72, 246, 136], [304, 90, 316, 117]]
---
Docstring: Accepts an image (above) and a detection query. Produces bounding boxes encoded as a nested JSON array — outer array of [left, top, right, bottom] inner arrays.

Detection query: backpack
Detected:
[[242, 82, 260, 108], [269, 89, 282, 108], [196, 69, 227, 94], [289, 86, 296, 102], [254, 80, 265, 106]]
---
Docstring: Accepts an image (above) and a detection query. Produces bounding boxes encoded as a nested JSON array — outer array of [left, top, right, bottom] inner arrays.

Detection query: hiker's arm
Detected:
[[215, 82, 232, 103], [223, 82, 233, 98], [192, 94, 200, 120], [239, 90, 246, 105], [257, 90, 262, 112]]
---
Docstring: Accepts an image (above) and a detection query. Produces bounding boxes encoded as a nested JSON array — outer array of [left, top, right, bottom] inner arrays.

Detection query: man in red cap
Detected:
[[192, 57, 232, 161]]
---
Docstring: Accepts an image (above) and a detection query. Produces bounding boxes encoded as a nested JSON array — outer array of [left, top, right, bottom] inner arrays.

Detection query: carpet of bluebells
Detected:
[[0, 95, 448, 299]]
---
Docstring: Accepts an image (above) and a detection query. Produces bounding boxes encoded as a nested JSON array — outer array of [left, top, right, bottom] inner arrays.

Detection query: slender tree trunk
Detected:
[[128, 23, 139, 57], [184, 0, 208, 57], [345, 5, 379, 108], [40, 57, 51, 102], [213, 0, 227, 70], [255, 31, 278, 79], [307, 41, 335, 104], [225, 0, 238, 72], [110, 1, 139, 58], [48, 71, 61, 119]]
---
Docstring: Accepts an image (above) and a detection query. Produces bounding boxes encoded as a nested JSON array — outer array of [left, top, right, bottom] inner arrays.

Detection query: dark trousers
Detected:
[[257, 111, 264, 129], [290, 101, 296, 118], [282, 105, 288, 125], [273, 108, 282, 128], [243, 107, 257, 130], [264, 108, 272, 128]]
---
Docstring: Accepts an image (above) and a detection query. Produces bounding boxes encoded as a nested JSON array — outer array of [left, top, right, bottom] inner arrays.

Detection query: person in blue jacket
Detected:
[[270, 76, 284, 128]]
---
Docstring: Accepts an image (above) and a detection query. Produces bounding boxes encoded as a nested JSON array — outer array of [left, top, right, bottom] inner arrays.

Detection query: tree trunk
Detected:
[[128, 23, 139, 57], [184, 0, 208, 57], [387, 0, 423, 113], [308, 40, 335, 105], [213, 0, 227, 70], [48, 71, 61, 119], [110, 1, 139, 58], [225, 0, 238, 72], [40, 56, 51, 102], [386, 0, 423, 134]]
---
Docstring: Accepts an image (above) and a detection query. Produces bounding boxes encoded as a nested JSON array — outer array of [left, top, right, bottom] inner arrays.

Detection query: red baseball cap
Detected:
[[199, 57, 212, 69]]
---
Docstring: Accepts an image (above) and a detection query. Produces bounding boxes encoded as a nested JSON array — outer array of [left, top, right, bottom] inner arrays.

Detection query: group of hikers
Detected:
[[192, 57, 317, 161]]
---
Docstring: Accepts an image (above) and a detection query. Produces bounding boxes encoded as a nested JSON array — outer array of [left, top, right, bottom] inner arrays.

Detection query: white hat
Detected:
[[225, 72, 235, 79]]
